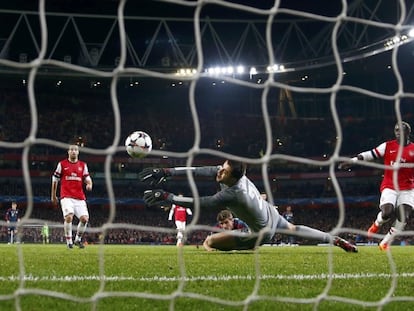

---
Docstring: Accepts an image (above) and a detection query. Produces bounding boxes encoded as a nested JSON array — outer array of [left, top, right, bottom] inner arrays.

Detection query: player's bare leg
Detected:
[[368, 203, 393, 239]]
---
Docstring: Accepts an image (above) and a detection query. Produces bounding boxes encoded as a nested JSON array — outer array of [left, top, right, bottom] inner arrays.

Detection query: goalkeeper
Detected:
[[139, 160, 358, 252], [41, 223, 50, 244]]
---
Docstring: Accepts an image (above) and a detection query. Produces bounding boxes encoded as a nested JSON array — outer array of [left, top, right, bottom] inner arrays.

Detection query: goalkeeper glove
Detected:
[[138, 168, 171, 186], [143, 189, 173, 206]]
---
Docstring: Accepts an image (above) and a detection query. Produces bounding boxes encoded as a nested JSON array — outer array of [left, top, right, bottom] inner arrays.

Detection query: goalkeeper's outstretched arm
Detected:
[[143, 188, 232, 210], [169, 166, 221, 177], [138, 166, 220, 185]]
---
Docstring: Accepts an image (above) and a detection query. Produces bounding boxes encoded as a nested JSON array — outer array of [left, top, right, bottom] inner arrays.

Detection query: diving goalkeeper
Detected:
[[139, 159, 358, 252]]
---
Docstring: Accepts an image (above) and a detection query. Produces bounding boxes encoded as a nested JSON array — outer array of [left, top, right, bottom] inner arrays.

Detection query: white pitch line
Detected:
[[1, 272, 414, 282]]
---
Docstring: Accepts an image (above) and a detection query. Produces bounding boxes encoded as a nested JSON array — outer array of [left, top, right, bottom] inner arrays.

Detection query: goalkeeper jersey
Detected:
[[169, 166, 286, 243]]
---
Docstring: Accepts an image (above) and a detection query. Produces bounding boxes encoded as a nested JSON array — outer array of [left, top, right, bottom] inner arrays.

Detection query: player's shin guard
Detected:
[[176, 230, 184, 245], [375, 211, 390, 227], [64, 221, 73, 245]]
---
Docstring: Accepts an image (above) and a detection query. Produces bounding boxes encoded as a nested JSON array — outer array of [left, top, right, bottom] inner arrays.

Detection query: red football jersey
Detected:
[[171, 204, 192, 222], [53, 159, 90, 200], [375, 140, 414, 191]]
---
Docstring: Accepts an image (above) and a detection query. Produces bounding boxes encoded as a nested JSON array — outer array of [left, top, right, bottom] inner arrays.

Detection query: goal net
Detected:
[[1, 0, 414, 310]]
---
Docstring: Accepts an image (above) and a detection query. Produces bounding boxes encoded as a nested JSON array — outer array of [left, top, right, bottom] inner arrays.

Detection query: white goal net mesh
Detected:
[[1, 0, 414, 310]]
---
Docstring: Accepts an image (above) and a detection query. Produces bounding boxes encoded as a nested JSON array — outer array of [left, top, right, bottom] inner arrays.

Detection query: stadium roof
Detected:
[[0, 0, 413, 73]]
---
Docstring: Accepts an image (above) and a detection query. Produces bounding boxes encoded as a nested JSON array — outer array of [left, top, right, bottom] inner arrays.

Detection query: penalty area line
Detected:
[[1, 272, 414, 282]]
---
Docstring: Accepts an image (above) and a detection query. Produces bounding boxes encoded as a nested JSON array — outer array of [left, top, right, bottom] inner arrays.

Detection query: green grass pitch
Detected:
[[1, 244, 414, 311]]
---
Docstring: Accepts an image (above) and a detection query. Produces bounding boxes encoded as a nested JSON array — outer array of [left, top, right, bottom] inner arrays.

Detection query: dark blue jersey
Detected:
[[5, 208, 20, 222], [214, 217, 250, 233], [232, 218, 250, 232], [283, 212, 294, 223]]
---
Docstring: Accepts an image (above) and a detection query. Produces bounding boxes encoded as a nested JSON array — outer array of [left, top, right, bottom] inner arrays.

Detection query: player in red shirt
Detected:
[[168, 195, 192, 246], [339, 121, 414, 251], [51, 144, 93, 249]]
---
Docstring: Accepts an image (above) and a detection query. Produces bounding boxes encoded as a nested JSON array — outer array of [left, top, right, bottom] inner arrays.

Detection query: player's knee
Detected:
[[380, 203, 394, 219], [65, 214, 74, 223], [80, 215, 89, 223]]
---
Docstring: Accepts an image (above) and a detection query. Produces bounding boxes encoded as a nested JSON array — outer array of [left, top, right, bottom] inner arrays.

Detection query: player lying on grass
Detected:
[[203, 209, 251, 251], [139, 159, 358, 252]]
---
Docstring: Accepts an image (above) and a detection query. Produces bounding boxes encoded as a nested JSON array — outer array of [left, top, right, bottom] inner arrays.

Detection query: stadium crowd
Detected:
[[0, 89, 406, 159]]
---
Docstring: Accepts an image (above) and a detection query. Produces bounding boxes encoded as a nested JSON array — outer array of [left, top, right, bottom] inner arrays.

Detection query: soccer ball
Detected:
[[125, 131, 152, 158]]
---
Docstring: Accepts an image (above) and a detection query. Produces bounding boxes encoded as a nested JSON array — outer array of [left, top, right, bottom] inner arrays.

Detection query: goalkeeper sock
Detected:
[[295, 225, 331, 243], [64, 221, 73, 245]]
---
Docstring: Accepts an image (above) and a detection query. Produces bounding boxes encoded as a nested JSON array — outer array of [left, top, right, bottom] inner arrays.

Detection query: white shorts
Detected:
[[61, 198, 89, 219], [175, 220, 186, 231], [380, 188, 414, 208]]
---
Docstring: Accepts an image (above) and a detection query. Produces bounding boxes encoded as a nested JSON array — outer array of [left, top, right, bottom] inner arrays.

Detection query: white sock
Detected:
[[64, 222, 72, 245], [75, 222, 88, 241], [375, 211, 389, 226], [381, 220, 406, 245]]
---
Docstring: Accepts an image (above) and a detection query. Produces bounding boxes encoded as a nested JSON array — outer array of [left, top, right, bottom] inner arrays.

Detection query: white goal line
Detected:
[[1, 272, 413, 283]]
